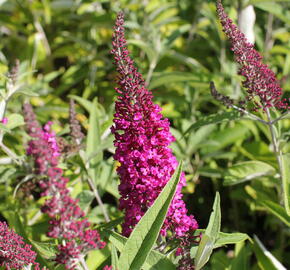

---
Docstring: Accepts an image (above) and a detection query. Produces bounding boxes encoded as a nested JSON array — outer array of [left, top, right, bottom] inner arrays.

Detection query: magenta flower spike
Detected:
[[216, 0, 289, 110], [24, 103, 106, 269], [111, 12, 198, 237], [0, 221, 37, 269]]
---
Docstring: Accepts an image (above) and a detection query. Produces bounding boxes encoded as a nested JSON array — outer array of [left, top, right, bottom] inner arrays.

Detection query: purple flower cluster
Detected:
[[24, 103, 105, 269], [111, 12, 198, 237], [24, 103, 60, 174], [0, 221, 37, 269], [216, 0, 289, 110], [40, 168, 106, 269]]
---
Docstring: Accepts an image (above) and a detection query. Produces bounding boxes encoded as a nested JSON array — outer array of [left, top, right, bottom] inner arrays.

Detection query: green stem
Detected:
[[87, 176, 110, 223], [79, 256, 89, 270], [145, 58, 157, 87], [265, 109, 288, 213]]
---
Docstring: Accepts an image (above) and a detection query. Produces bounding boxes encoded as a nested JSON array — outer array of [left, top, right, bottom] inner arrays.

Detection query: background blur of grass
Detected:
[[0, 0, 290, 268]]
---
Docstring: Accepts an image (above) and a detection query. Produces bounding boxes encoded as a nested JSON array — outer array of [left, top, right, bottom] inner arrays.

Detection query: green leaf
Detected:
[[253, 2, 290, 25], [127, 39, 157, 63], [223, 161, 276, 186], [29, 239, 57, 259], [252, 235, 287, 270], [86, 98, 102, 184], [183, 111, 241, 137], [69, 94, 92, 113], [214, 232, 250, 248], [195, 192, 221, 270], [194, 234, 215, 270], [107, 230, 175, 270], [149, 71, 208, 89], [206, 192, 221, 238], [6, 113, 24, 129], [230, 242, 251, 270], [281, 154, 290, 215], [111, 244, 120, 270], [118, 162, 183, 270], [76, 190, 94, 210], [259, 200, 290, 226]]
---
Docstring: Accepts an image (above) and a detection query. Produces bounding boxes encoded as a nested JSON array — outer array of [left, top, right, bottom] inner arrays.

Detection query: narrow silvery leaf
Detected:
[[281, 154, 290, 215], [111, 245, 119, 270], [253, 235, 287, 270], [195, 192, 221, 270]]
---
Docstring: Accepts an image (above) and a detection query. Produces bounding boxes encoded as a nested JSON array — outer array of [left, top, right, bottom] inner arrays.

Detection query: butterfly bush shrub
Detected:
[[0, 0, 289, 269]]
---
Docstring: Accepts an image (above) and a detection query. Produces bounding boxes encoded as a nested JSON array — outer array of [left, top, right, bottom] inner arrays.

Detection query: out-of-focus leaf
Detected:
[[195, 192, 221, 270], [231, 242, 251, 270], [202, 123, 249, 153], [69, 95, 92, 113], [214, 232, 250, 248], [253, 2, 290, 24], [127, 40, 157, 63], [111, 244, 119, 270], [6, 113, 24, 129], [252, 235, 287, 270], [223, 161, 276, 186], [86, 98, 102, 184], [183, 111, 241, 137], [0, 167, 16, 183], [281, 154, 290, 215], [149, 72, 208, 89], [259, 200, 290, 226], [29, 239, 57, 259], [76, 190, 94, 210], [118, 163, 183, 270]]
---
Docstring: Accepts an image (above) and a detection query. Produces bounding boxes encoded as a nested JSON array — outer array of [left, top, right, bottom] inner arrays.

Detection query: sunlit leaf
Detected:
[[224, 161, 276, 186], [195, 192, 221, 270]]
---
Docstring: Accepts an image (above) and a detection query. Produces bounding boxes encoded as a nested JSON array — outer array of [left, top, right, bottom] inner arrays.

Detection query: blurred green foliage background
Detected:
[[0, 0, 290, 269]]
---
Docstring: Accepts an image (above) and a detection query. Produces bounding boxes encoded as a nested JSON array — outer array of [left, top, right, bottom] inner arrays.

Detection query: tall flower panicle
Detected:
[[24, 104, 105, 269], [111, 12, 198, 237], [216, 0, 289, 110], [0, 221, 37, 269]]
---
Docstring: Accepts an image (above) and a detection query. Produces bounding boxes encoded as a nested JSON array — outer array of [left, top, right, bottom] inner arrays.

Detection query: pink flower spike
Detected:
[[24, 103, 106, 269], [216, 0, 289, 110], [111, 12, 198, 238]]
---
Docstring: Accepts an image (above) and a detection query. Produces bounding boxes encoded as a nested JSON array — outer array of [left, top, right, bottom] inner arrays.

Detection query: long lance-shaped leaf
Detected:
[[182, 111, 242, 137], [118, 162, 183, 270], [86, 98, 102, 184], [107, 230, 175, 270], [281, 154, 290, 215], [111, 245, 119, 270], [195, 192, 221, 270], [252, 235, 287, 270]]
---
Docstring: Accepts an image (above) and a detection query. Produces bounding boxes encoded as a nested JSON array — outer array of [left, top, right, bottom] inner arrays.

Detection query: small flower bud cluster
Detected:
[[24, 104, 105, 269], [24, 103, 60, 174], [0, 221, 37, 269], [111, 12, 198, 238], [216, 0, 289, 110], [176, 231, 201, 270], [69, 99, 84, 145]]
